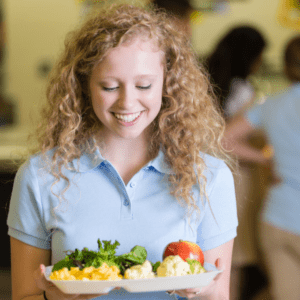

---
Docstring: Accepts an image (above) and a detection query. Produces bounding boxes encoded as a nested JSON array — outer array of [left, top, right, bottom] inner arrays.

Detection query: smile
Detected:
[[113, 112, 142, 123]]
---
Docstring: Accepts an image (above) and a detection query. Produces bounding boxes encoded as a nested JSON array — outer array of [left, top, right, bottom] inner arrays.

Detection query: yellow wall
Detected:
[[192, 0, 298, 69], [5, 0, 79, 128], [4, 0, 299, 131]]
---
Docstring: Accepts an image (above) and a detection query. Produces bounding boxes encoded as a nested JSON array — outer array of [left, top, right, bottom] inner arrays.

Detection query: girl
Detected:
[[8, 4, 237, 300], [206, 25, 266, 119]]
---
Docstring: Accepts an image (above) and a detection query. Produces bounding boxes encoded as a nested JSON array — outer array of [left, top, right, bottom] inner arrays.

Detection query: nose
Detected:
[[117, 85, 137, 110]]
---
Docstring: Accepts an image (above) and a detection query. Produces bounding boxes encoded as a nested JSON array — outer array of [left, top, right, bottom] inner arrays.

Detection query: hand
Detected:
[[34, 264, 120, 300], [167, 258, 223, 299]]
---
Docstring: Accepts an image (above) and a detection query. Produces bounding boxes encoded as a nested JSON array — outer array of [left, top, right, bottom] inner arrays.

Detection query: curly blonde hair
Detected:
[[31, 4, 231, 216]]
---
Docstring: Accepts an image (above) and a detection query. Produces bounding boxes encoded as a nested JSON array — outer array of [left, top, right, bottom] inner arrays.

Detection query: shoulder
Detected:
[[16, 148, 57, 180], [231, 78, 253, 92], [263, 84, 299, 106], [201, 153, 234, 195], [248, 84, 298, 117], [225, 79, 254, 116], [229, 79, 254, 98], [196, 153, 237, 250], [202, 153, 228, 174]]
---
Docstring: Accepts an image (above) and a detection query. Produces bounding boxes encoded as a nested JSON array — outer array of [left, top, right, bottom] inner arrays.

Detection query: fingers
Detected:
[[175, 288, 202, 299], [77, 294, 108, 300], [33, 264, 55, 291], [214, 258, 223, 281], [215, 257, 222, 269], [34, 265, 80, 300]]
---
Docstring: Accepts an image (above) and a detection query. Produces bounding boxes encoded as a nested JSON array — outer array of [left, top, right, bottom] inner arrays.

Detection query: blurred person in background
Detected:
[[223, 35, 300, 300], [150, 0, 193, 37], [0, 3, 14, 127], [206, 25, 269, 300], [206, 25, 267, 119]]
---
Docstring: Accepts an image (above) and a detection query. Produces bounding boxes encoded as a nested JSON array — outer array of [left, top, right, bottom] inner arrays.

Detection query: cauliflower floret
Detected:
[[124, 260, 155, 279], [156, 255, 190, 277], [186, 259, 206, 274]]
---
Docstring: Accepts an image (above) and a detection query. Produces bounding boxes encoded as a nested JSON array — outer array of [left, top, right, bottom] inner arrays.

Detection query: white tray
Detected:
[[45, 263, 222, 294]]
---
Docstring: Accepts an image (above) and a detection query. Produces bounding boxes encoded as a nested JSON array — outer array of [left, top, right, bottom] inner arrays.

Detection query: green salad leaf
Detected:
[[115, 245, 148, 275], [51, 257, 76, 272], [51, 239, 150, 275], [151, 261, 161, 273]]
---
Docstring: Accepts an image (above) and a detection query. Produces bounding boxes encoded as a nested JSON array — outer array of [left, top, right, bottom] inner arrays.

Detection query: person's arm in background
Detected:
[[222, 115, 270, 165]]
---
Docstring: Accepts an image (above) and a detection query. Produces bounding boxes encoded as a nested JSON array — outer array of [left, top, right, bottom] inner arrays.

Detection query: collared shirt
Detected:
[[7, 148, 237, 299], [246, 83, 300, 236]]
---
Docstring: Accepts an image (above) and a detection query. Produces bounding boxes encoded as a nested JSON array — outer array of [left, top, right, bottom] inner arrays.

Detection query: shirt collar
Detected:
[[72, 148, 105, 172], [146, 149, 174, 175], [72, 147, 174, 174]]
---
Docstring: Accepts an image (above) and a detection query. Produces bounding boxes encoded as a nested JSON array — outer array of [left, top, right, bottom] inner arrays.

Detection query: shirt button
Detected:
[[123, 199, 130, 206], [130, 182, 136, 188]]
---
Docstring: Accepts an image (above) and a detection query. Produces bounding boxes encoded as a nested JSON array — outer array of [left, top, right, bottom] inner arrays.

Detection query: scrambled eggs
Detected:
[[49, 263, 123, 281]]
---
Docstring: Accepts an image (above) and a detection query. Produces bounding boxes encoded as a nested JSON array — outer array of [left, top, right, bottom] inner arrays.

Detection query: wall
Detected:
[[4, 0, 298, 132], [192, 0, 298, 71], [5, 0, 79, 129]]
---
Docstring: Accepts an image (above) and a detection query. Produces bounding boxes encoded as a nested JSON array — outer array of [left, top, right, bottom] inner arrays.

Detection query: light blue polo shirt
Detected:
[[246, 83, 300, 236], [7, 148, 237, 299]]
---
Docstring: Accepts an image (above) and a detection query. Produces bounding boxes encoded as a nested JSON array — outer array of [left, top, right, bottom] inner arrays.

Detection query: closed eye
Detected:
[[102, 84, 151, 92], [137, 84, 151, 90], [102, 87, 118, 92]]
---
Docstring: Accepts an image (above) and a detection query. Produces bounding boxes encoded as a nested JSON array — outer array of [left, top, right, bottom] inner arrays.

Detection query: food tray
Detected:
[[45, 262, 222, 294]]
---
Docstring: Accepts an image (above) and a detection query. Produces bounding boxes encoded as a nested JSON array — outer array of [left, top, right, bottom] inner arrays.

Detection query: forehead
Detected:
[[92, 38, 165, 76]]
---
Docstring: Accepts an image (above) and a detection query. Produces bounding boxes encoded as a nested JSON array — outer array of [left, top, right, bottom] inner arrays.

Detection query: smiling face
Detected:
[[89, 38, 164, 143]]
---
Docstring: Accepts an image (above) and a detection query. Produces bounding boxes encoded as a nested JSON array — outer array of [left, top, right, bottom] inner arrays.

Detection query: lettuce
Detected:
[[52, 239, 149, 275]]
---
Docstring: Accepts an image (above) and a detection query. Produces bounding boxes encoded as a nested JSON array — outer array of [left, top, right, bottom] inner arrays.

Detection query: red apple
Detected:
[[163, 240, 204, 265]]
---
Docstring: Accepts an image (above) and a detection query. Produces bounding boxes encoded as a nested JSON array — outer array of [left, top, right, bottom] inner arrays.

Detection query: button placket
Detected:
[[123, 199, 130, 206], [103, 161, 133, 220], [120, 196, 132, 219], [126, 178, 137, 201], [130, 182, 136, 188]]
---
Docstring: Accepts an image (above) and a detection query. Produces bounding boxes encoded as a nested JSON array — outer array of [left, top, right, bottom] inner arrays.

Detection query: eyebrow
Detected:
[[134, 75, 157, 79], [98, 75, 158, 81]]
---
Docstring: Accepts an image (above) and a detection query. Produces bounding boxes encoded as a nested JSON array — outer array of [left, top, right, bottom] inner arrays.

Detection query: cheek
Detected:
[[91, 91, 111, 110], [144, 91, 162, 113]]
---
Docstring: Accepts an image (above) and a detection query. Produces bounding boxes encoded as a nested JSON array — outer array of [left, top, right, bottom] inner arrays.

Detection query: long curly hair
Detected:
[[31, 4, 232, 216]]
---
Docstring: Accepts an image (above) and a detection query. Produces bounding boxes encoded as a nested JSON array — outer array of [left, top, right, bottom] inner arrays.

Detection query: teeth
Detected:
[[114, 112, 141, 122]]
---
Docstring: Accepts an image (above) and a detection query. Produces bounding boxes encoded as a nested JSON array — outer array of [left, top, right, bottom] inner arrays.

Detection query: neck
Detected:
[[103, 136, 149, 163], [96, 131, 152, 185]]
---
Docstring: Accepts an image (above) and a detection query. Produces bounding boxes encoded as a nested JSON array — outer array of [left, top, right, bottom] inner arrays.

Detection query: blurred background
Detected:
[[0, 0, 299, 299]]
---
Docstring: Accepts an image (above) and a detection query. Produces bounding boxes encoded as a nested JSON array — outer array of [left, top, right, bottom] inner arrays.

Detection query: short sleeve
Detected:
[[197, 160, 238, 251], [7, 159, 51, 249], [225, 80, 254, 117], [246, 102, 264, 128]]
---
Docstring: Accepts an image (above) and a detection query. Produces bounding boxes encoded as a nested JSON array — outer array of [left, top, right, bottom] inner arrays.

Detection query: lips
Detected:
[[113, 112, 142, 123]]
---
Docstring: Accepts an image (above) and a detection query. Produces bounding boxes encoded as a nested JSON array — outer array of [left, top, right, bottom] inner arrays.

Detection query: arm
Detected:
[[201, 239, 234, 299], [11, 237, 108, 300], [223, 115, 269, 164], [10, 237, 51, 300]]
